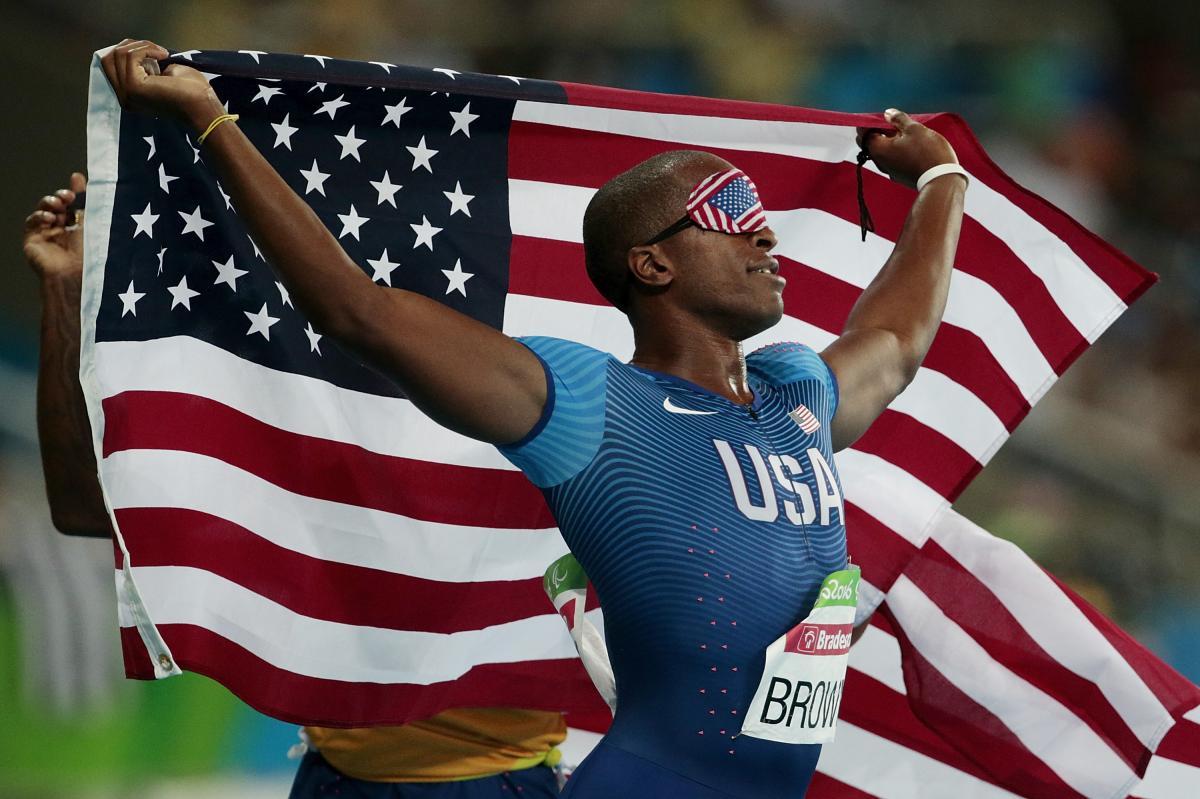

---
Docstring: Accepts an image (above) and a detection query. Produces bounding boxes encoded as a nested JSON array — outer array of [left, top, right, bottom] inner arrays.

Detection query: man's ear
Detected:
[[627, 244, 674, 289]]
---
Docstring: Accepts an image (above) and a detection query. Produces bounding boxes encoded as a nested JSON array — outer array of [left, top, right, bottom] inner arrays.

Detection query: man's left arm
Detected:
[[820, 108, 967, 452]]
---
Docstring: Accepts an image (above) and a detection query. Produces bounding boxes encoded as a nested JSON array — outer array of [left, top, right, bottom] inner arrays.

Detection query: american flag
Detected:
[[788, 402, 821, 434], [686, 168, 767, 233], [80, 48, 1200, 796]]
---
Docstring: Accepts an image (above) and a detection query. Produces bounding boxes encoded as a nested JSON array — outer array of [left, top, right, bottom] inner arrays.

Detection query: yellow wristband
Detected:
[[197, 113, 240, 145]]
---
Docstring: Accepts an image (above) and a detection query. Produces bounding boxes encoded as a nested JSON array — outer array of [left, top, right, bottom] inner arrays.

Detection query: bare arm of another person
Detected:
[[23, 173, 112, 537], [100, 40, 546, 445], [820, 109, 967, 452]]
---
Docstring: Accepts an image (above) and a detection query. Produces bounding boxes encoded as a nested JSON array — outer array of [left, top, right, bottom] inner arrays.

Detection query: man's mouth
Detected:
[[748, 258, 779, 275]]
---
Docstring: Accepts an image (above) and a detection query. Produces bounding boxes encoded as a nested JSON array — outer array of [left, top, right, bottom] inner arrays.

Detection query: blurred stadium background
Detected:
[[1, 1, 1197, 796]]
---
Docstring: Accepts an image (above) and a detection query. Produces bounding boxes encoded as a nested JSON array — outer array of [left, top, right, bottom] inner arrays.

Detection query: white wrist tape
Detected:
[[916, 163, 969, 192]]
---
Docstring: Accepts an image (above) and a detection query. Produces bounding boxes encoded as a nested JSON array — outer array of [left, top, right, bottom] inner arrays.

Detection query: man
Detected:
[[99, 39, 965, 797], [23, 179, 565, 797]]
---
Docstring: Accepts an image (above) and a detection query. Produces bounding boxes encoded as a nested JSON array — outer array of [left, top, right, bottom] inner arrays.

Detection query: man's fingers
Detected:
[[24, 210, 58, 233], [70, 172, 87, 194], [884, 108, 914, 132]]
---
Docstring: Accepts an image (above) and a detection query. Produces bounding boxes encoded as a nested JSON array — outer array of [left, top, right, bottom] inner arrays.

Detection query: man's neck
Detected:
[[629, 316, 753, 404]]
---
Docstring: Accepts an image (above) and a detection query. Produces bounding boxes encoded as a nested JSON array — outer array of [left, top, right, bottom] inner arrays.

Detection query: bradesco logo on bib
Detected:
[[739, 567, 859, 745]]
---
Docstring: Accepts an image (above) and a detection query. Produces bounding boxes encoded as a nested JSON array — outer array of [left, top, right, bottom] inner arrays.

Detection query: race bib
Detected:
[[739, 566, 859, 745]]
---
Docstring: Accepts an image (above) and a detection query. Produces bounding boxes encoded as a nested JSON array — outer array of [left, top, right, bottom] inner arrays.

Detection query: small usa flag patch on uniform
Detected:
[[789, 403, 821, 434]]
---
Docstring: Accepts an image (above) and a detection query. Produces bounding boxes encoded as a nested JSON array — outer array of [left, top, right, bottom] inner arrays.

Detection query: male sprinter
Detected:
[[101, 40, 966, 797], [22, 178, 564, 797]]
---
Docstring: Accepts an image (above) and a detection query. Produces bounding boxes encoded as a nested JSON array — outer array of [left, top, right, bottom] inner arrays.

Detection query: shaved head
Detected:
[[582, 150, 728, 311]]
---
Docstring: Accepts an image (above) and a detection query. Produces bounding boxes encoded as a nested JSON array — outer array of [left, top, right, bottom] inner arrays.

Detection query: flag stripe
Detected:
[[1153, 719, 1200, 767], [120, 565, 579, 684], [806, 772, 883, 799], [119, 625, 607, 727], [888, 576, 1138, 797], [115, 507, 554, 633], [907, 539, 1153, 771], [929, 512, 1175, 747], [102, 390, 555, 529], [852, 410, 981, 500], [103, 448, 568, 583]]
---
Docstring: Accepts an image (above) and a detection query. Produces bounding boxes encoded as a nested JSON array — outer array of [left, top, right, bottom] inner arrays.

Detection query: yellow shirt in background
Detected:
[[304, 708, 567, 783]]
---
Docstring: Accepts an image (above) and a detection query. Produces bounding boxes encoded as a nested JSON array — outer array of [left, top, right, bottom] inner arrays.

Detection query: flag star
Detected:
[[366, 248, 400, 285], [370, 61, 397, 73], [131, 203, 159, 238], [143, 135, 156, 160], [217, 182, 234, 211], [304, 323, 323, 355], [173, 49, 201, 61], [190, 141, 201, 163], [212, 255, 249, 290], [406, 136, 438, 172], [300, 159, 331, 196], [178, 205, 214, 241], [337, 204, 369, 240], [200, 71, 221, 82], [276, 281, 292, 307], [253, 84, 285, 105], [499, 75, 522, 84], [168, 275, 201, 310], [156, 247, 167, 275], [272, 112, 299, 150], [441, 259, 474, 296], [335, 125, 366, 161], [247, 234, 264, 260], [118, 281, 146, 316], [449, 102, 479, 137], [410, 215, 442, 250], [304, 54, 331, 67], [307, 81, 327, 93], [244, 303, 279, 340], [369, 171, 403, 207], [239, 50, 268, 63], [432, 67, 460, 80], [316, 94, 350, 119], [443, 181, 474, 217], [382, 97, 412, 127], [158, 163, 177, 193]]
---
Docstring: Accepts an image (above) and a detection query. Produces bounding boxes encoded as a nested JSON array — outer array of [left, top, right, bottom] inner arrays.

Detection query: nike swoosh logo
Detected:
[[663, 397, 719, 416]]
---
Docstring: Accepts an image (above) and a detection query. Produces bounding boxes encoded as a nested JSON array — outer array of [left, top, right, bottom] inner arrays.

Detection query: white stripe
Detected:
[[835, 449, 949, 547], [1132, 756, 1200, 799], [509, 180, 1056, 402], [514, 100, 1126, 343], [121, 565, 578, 684], [93, 337, 516, 471], [931, 510, 1174, 748], [849, 624, 907, 695], [817, 721, 1023, 798], [963, 178, 1126, 344], [504, 293, 1009, 465], [1184, 705, 1200, 724], [102, 449, 568, 582], [888, 575, 1139, 798]]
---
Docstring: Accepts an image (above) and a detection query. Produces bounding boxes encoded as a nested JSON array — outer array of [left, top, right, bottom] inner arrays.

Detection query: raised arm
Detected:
[[100, 40, 546, 445], [820, 109, 966, 451], [23, 173, 112, 537]]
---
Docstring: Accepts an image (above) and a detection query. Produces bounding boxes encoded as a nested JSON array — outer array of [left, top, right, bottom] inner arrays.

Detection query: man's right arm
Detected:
[[100, 40, 547, 445]]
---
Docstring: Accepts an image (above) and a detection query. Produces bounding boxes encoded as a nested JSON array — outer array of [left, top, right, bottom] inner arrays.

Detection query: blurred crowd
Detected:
[[1, 0, 1197, 794]]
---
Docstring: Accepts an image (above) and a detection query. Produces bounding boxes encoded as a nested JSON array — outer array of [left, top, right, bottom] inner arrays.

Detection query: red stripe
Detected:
[[840, 669, 1007, 786], [906, 540, 1152, 773], [931, 113, 1156, 301], [1154, 718, 1200, 767], [882, 606, 1090, 799], [851, 409, 981, 501], [508, 236, 1030, 429], [844, 504, 919, 591], [806, 772, 878, 799], [1056, 573, 1200, 718], [120, 624, 611, 728], [101, 391, 556, 529], [117, 507, 556, 633], [509, 121, 1091, 373]]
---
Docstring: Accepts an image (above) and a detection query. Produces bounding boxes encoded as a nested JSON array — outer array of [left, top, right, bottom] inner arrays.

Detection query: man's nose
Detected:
[[753, 225, 778, 251]]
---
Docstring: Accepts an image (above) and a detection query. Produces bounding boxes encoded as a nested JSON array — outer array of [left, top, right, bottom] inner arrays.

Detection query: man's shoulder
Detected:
[[516, 335, 615, 369], [747, 341, 832, 388]]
